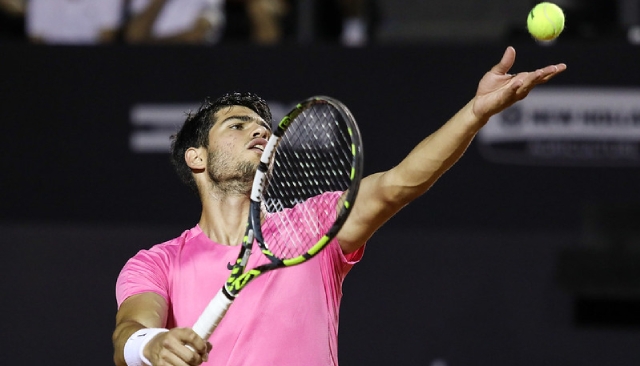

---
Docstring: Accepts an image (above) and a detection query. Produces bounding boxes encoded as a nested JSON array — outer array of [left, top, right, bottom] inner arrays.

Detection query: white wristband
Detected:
[[124, 328, 169, 366]]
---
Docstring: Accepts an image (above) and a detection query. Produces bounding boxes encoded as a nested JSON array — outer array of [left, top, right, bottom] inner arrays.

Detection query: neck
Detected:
[[198, 187, 250, 246]]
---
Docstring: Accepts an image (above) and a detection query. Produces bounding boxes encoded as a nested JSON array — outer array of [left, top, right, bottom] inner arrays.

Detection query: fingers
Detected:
[[541, 63, 567, 82], [169, 343, 208, 366], [148, 328, 210, 365], [511, 63, 567, 98], [491, 46, 516, 75], [473, 51, 566, 119], [177, 328, 209, 365], [179, 328, 209, 355], [158, 349, 199, 366]]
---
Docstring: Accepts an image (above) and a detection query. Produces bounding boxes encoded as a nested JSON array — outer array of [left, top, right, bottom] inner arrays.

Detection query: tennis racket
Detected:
[[191, 96, 364, 341]]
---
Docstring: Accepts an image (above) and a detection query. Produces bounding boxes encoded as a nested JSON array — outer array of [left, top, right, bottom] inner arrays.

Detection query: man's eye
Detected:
[[230, 124, 243, 129]]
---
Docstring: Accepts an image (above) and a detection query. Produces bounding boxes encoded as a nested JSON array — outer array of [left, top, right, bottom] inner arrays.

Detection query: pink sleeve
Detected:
[[311, 191, 366, 273], [325, 235, 365, 277], [314, 192, 365, 321], [343, 242, 365, 265], [115, 246, 172, 308]]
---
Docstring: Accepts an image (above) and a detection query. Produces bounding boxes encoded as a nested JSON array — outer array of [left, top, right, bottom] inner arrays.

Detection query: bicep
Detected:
[[116, 292, 169, 329]]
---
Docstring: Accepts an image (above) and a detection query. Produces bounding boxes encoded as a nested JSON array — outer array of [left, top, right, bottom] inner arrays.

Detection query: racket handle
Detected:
[[192, 288, 234, 341]]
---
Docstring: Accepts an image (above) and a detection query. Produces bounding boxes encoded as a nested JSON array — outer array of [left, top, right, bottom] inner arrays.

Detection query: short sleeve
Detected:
[[308, 191, 366, 263], [310, 191, 366, 272], [115, 246, 172, 307]]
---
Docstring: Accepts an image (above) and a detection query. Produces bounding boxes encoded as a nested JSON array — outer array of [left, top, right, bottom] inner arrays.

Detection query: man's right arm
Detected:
[[113, 292, 210, 366]]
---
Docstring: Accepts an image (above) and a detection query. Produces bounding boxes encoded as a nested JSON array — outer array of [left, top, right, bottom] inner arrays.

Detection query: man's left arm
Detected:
[[337, 46, 567, 254]]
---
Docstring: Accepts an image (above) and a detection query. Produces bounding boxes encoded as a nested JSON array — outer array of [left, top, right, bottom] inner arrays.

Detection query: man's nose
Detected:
[[252, 123, 269, 138]]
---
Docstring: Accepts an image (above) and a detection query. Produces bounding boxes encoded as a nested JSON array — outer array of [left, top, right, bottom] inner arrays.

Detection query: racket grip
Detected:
[[192, 288, 234, 341]]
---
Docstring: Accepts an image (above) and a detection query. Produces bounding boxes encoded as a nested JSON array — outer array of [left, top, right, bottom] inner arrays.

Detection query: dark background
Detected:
[[2, 38, 640, 365]]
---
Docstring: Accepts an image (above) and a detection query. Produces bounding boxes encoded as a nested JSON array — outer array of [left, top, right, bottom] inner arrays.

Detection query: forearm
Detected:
[[339, 48, 566, 252], [112, 293, 168, 366], [384, 98, 487, 204], [113, 320, 148, 366], [338, 99, 487, 252]]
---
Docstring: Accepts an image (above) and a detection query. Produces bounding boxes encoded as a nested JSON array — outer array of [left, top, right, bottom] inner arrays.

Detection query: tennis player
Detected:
[[113, 47, 566, 366]]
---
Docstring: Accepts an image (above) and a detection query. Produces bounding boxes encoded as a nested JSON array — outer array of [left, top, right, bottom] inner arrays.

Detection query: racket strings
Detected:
[[262, 103, 355, 259]]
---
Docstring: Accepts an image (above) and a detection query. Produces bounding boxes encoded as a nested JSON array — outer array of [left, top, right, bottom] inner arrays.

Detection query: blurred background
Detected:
[[1, 0, 640, 365]]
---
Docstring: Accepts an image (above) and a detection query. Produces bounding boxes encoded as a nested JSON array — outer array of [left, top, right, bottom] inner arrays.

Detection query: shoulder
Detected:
[[115, 227, 198, 305], [137, 229, 188, 258], [124, 226, 201, 270]]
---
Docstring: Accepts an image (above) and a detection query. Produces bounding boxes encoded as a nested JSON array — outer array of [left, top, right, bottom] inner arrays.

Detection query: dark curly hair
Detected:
[[170, 92, 273, 195]]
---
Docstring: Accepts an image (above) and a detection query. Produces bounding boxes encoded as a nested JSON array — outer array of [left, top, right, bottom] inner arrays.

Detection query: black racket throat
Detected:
[[220, 286, 235, 301], [223, 200, 284, 298]]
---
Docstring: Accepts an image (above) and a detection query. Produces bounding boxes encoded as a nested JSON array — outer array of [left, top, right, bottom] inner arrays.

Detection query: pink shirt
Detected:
[[116, 192, 364, 366]]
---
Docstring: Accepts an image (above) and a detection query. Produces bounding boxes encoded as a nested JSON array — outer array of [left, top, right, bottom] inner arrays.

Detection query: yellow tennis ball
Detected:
[[527, 2, 565, 41]]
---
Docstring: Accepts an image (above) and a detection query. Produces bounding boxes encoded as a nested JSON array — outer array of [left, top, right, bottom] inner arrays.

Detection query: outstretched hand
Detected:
[[472, 46, 566, 121]]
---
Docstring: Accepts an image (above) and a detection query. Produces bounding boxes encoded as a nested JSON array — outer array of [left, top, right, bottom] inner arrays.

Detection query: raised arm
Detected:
[[113, 292, 210, 366], [337, 47, 566, 253]]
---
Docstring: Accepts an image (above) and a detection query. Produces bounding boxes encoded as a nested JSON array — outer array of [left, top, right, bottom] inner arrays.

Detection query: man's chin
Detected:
[[240, 161, 258, 175]]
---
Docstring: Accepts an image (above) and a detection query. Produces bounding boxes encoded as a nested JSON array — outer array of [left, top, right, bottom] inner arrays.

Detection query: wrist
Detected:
[[124, 328, 169, 366], [467, 98, 490, 127]]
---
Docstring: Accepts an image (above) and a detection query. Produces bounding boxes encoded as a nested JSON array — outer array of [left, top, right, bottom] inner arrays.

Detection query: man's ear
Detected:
[[185, 147, 206, 171]]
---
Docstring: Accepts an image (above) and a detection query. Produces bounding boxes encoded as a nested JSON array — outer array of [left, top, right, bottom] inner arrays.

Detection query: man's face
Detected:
[[205, 105, 270, 188]]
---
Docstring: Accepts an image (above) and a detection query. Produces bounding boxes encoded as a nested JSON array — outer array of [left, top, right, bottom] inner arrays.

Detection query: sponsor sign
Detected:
[[477, 88, 640, 166]]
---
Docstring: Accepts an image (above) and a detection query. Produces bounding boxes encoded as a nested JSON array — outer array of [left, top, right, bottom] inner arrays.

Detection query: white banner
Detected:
[[477, 87, 640, 166]]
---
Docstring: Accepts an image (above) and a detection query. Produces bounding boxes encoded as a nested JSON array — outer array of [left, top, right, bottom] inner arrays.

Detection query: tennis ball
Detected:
[[527, 2, 565, 41]]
